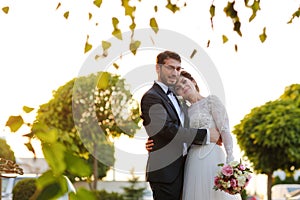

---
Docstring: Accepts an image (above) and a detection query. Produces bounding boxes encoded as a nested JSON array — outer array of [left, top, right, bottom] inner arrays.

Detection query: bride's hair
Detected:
[[180, 71, 200, 92]]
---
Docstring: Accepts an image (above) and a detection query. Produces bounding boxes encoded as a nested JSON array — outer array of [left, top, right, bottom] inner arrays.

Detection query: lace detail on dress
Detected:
[[188, 95, 234, 163]]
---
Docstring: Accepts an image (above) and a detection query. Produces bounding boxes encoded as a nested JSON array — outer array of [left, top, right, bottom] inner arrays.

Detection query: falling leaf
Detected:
[[102, 40, 111, 51], [88, 13, 92, 20], [259, 27, 267, 43], [166, 0, 180, 13], [113, 63, 119, 69], [25, 142, 36, 157], [209, 4, 215, 29], [207, 40, 210, 48], [248, 0, 260, 22], [63, 11, 69, 19], [190, 49, 197, 59], [112, 17, 122, 40], [287, 6, 300, 24], [5, 115, 24, 132], [23, 106, 34, 113], [2, 6, 9, 14], [93, 0, 102, 8], [150, 18, 159, 33], [129, 21, 136, 31], [154, 5, 158, 12], [222, 35, 228, 43], [130, 40, 141, 55], [56, 3, 61, 10], [97, 72, 110, 89], [84, 35, 92, 53], [235, 44, 238, 52]]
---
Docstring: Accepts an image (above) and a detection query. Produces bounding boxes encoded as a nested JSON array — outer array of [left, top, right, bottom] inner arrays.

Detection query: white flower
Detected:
[[237, 176, 247, 187], [229, 160, 239, 167]]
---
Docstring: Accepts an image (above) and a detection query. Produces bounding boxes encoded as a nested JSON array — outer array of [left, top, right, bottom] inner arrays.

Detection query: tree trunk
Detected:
[[92, 143, 98, 191], [267, 172, 273, 200]]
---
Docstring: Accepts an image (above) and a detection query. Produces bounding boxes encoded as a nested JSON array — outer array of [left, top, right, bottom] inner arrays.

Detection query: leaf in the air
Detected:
[[71, 188, 97, 200], [129, 21, 136, 31], [154, 5, 158, 12], [63, 11, 69, 19], [287, 7, 300, 24], [112, 17, 122, 40], [65, 152, 91, 177], [166, 0, 180, 13], [190, 49, 197, 59], [97, 72, 110, 89], [5, 115, 24, 132], [25, 142, 36, 156], [222, 35, 228, 43], [235, 44, 238, 52], [88, 13, 92, 20], [259, 27, 267, 43], [93, 0, 102, 8], [209, 4, 215, 29], [23, 106, 34, 113], [248, 0, 260, 22], [56, 3, 61, 10], [2, 6, 9, 14], [102, 40, 111, 51], [233, 21, 242, 36], [207, 38, 211, 47], [130, 40, 141, 55], [42, 142, 66, 175], [113, 63, 119, 69], [150, 18, 159, 33], [84, 35, 92, 53]]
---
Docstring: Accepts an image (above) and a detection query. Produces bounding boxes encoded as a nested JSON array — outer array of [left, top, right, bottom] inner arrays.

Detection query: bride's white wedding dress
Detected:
[[182, 95, 241, 200]]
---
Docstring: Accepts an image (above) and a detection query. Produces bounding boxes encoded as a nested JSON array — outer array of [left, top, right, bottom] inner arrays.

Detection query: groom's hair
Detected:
[[156, 50, 181, 64]]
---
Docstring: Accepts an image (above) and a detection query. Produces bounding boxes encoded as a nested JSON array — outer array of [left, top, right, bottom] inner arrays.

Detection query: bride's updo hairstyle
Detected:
[[180, 71, 200, 92]]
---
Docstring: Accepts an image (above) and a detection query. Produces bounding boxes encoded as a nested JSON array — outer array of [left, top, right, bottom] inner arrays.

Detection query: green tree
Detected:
[[233, 84, 300, 200], [122, 169, 146, 200], [6, 71, 141, 199], [0, 138, 15, 162]]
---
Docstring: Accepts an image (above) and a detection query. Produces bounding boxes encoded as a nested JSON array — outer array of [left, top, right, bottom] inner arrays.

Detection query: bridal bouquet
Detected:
[[213, 160, 252, 195]]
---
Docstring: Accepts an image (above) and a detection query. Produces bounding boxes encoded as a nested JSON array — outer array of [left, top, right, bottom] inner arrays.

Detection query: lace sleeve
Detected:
[[208, 95, 234, 163]]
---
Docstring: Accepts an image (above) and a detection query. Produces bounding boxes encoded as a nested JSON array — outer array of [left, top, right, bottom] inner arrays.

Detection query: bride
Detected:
[[173, 70, 241, 200]]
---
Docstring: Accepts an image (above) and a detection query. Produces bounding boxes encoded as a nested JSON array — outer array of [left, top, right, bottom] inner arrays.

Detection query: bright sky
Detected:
[[1, 0, 300, 197]]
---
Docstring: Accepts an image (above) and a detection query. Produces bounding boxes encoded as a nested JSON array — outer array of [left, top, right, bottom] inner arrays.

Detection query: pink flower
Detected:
[[230, 178, 238, 187], [238, 164, 246, 170], [222, 164, 234, 176]]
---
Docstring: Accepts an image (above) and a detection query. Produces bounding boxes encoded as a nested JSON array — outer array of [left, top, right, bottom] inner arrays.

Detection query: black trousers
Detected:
[[149, 167, 184, 200]]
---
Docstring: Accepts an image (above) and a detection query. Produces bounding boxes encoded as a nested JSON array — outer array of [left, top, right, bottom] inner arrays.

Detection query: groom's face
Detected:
[[156, 58, 181, 86]]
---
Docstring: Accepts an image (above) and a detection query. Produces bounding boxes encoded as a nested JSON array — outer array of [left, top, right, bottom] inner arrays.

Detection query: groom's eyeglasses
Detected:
[[160, 64, 183, 72]]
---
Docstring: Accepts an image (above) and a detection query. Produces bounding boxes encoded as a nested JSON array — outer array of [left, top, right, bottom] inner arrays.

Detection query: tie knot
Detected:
[[167, 88, 173, 95]]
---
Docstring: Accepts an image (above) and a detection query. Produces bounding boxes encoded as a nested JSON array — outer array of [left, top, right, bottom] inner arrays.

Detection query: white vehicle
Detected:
[[272, 184, 300, 200], [1, 174, 76, 200]]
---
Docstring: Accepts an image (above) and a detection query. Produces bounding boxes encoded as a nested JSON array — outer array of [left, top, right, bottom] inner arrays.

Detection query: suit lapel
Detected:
[[153, 83, 181, 124]]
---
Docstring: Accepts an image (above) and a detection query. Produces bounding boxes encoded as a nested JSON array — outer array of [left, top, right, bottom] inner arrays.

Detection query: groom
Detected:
[[140, 50, 221, 200]]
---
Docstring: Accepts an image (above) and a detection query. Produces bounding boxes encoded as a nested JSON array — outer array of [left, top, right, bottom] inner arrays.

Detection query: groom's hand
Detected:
[[209, 128, 221, 143], [145, 138, 154, 152]]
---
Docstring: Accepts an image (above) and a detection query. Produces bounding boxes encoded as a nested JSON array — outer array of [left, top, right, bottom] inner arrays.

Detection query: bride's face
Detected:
[[174, 76, 197, 99]]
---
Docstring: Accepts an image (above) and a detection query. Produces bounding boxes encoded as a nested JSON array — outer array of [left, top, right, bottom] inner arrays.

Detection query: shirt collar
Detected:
[[155, 80, 169, 94]]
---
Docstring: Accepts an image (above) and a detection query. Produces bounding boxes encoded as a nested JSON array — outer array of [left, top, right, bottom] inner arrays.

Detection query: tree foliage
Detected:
[[232, 83, 300, 200], [0, 138, 15, 162], [5, 71, 141, 198]]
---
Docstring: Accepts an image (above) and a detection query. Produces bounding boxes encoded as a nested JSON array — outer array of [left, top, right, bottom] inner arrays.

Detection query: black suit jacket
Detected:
[[140, 82, 207, 183]]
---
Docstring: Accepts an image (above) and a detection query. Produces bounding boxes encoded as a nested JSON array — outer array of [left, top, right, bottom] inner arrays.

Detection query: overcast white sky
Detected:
[[1, 0, 300, 196]]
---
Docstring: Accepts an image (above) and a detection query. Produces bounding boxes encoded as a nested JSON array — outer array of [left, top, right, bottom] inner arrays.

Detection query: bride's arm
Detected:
[[209, 95, 235, 163]]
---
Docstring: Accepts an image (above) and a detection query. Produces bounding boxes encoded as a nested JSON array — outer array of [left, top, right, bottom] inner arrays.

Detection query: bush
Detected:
[[12, 178, 37, 200], [93, 190, 124, 200]]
